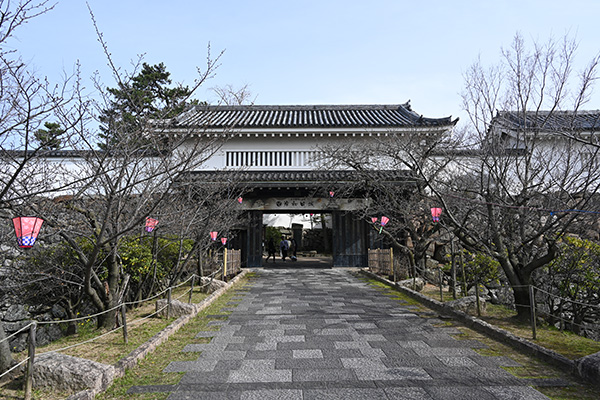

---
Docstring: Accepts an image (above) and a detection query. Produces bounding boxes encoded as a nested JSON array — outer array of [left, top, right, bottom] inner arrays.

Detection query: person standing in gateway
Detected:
[[266, 238, 276, 263], [279, 236, 289, 262]]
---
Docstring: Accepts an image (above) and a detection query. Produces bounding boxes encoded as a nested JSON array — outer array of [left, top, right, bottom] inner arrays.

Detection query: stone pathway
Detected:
[[128, 268, 557, 399]]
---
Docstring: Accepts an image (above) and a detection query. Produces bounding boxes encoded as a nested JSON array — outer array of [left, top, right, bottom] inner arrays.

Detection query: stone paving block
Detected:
[[340, 357, 387, 370], [359, 347, 387, 358], [275, 358, 344, 370], [228, 369, 292, 383], [320, 348, 363, 358], [179, 371, 233, 384], [196, 350, 248, 360], [425, 385, 498, 400], [350, 322, 378, 329], [357, 333, 387, 341], [413, 347, 479, 357], [426, 338, 489, 349], [292, 368, 357, 382], [254, 342, 278, 351], [383, 356, 445, 368], [245, 350, 294, 359], [225, 343, 261, 351], [277, 340, 335, 350], [437, 356, 480, 367], [304, 388, 389, 399], [240, 389, 303, 400], [212, 336, 246, 344], [383, 386, 434, 399], [214, 360, 244, 370], [397, 340, 430, 348], [334, 341, 370, 350], [168, 390, 241, 400], [484, 386, 552, 399], [292, 349, 323, 359], [355, 367, 432, 381]]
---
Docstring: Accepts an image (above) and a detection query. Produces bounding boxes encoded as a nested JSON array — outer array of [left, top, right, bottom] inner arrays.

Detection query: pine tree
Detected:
[[98, 63, 194, 150]]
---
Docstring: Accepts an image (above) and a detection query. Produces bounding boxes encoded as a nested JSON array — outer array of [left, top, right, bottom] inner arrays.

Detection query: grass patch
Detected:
[[0, 274, 250, 400], [414, 282, 600, 361]]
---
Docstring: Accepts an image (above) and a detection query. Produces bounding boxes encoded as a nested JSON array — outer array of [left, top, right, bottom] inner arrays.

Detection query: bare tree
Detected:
[[211, 84, 256, 105], [437, 33, 600, 319], [318, 123, 458, 278], [0, 0, 82, 375]]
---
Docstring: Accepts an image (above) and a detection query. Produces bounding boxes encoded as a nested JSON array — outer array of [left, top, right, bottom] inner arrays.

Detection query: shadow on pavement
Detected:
[[261, 255, 332, 269]]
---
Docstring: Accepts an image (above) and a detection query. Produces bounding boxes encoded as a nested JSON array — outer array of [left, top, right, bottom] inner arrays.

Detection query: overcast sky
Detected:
[[10, 0, 600, 126]]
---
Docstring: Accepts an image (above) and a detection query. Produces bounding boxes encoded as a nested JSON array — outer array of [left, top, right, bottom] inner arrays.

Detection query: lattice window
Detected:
[[225, 151, 319, 168]]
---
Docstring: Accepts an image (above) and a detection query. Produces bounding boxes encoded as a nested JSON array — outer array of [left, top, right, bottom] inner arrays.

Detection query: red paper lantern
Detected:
[[431, 207, 442, 223], [145, 217, 158, 233], [221, 237, 228, 245], [210, 231, 218, 241], [237, 197, 243, 204], [371, 217, 378, 224], [13, 216, 44, 248]]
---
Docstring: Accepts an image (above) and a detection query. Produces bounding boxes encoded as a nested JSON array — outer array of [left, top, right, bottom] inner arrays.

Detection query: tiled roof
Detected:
[[494, 111, 600, 132], [173, 103, 457, 129], [178, 169, 415, 187]]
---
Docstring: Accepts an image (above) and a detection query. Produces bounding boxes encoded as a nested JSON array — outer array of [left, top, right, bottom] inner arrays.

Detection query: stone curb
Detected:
[[359, 269, 578, 376], [66, 269, 249, 400]]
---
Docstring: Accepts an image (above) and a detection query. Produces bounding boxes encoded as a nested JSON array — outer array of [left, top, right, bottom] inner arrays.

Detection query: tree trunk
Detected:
[[513, 285, 532, 321], [64, 299, 78, 336], [97, 308, 118, 330], [0, 321, 16, 375]]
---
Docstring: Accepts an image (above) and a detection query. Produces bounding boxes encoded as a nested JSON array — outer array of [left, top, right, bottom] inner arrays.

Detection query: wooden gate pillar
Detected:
[[246, 210, 263, 267]]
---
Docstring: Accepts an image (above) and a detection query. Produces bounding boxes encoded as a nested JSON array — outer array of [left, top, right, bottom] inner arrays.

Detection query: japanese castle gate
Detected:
[[171, 103, 457, 268]]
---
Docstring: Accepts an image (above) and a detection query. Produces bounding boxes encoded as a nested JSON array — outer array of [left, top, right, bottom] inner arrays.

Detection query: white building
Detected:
[[163, 103, 458, 267]]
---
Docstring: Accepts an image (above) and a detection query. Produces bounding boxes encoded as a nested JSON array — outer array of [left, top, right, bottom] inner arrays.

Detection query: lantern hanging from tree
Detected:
[[329, 191, 335, 198], [237, 197, 243, 204], [145, 217, 158, 233], [210, 231, 218, 241], [431, 207, 442, 223], [221, 237, 228, 245], [379, 216, 389, 233], [12, 216, 44, 248], [371, 217, 378, 224]]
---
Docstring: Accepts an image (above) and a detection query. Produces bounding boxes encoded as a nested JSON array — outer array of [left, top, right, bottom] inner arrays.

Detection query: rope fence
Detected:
[[0, 266, 229, 396], [371, 253, 600, 341]]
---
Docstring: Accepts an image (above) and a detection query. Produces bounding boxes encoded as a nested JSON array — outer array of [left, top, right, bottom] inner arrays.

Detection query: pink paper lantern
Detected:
[[210, 231, 218, 241], [431, 207, 442, 223], [13, 216, 44, 248], [221, 237, 228, 245], [371, 217, 378, 224], [237, 197, 243, 204], [145, 217, 158, 233], [329, 191, 335, 198], [380, 216, 390, 227]]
